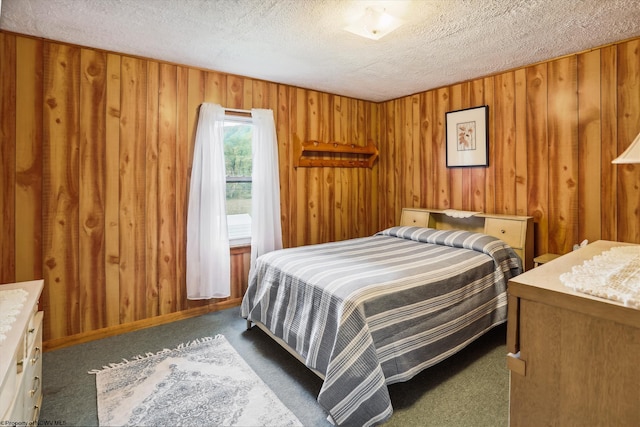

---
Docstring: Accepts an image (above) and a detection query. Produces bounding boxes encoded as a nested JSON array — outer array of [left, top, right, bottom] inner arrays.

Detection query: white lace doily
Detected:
[[0, 288, 29, 343], [560, 246, 640, 309]]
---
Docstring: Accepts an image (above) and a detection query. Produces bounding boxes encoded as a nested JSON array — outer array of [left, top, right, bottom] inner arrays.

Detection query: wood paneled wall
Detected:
[[379, 39, 640, 255], [0, 32, 379, 342], [2, 30, 639, 343]]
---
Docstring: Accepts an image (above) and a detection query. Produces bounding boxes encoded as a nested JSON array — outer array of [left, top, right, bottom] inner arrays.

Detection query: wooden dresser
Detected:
[[0, 280, 44, 425], [506, 241, 640, 426], [400, 208, 534, 270]]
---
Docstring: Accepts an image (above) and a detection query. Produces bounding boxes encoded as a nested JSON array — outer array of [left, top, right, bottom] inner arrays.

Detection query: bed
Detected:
[[241, 208, 533, 426]]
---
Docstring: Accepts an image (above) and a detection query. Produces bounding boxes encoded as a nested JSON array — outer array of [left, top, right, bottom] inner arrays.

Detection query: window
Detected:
[[223, 117, 253, 246]]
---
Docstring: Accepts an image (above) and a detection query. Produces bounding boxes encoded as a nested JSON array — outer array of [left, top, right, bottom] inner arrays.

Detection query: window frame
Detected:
[[223, 114, 253, 247]]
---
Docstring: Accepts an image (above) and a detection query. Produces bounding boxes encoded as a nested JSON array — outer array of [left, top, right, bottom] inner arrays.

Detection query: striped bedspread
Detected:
[[241, 226, 522, 426]]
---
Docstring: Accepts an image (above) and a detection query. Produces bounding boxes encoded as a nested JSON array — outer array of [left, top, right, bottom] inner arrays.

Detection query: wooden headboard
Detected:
[[400, 208, 534, 271]]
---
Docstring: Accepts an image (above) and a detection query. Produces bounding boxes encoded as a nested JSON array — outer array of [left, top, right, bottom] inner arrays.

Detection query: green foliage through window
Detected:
[[224, 124, 252, 177], [224, 121, 252, 216]]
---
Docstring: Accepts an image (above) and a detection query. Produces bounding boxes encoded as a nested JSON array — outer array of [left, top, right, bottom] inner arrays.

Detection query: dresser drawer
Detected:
[[25, 309, 40, 355], [22, 312, 43, 422], [484, 218, 525, 249], [400, 209, 430, 228]]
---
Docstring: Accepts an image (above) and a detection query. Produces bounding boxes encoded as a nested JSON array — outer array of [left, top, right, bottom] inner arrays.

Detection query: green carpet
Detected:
[[39, 306, 508, 426]]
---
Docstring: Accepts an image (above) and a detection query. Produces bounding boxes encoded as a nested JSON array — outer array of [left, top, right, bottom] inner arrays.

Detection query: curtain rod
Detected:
[[224, 107, 251, 114]]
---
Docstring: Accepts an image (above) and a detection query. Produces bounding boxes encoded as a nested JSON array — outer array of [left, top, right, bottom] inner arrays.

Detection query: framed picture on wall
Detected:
[[445, 105, 489, 167]]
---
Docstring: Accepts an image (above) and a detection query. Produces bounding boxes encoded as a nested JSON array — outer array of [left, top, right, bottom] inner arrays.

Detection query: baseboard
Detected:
[[43, 297, 243, 352]]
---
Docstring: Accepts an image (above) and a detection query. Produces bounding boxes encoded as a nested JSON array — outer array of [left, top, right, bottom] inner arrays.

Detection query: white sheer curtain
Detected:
[[186, 103, 230, 299], [250, 109, 283, 271]]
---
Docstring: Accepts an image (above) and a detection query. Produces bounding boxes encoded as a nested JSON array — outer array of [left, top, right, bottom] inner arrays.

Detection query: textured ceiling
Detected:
[[1, 0, 640, 102]]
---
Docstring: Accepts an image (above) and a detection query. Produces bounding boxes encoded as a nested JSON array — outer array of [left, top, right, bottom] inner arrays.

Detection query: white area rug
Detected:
[[90, 335, 303, 426]]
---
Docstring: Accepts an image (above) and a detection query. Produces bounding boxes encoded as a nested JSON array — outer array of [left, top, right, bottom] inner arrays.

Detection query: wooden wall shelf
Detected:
[[294, 139, 378, 168]]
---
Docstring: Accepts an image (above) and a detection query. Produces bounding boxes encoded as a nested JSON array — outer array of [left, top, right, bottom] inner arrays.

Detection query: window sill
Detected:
[[229, 237, 251, 248]]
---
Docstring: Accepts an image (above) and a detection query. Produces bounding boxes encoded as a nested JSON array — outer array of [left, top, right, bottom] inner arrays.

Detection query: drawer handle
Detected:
[[29, 327, 35, 334], [500, 229, 505, 234], [31, 347, 41, 364], [30, 375, 40, 396], [507, 352, 526, 376]]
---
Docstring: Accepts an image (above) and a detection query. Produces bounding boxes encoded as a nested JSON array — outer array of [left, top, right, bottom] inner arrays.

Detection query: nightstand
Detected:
[[533, 253, 560, 267]]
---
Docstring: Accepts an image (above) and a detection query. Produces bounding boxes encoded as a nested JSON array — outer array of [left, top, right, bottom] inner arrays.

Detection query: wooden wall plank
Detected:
[[277, 84, 292, 248], [267, 82, 279, 117], [418, 92, 431, 214], [252, 80, 267, 109], [577, 49, 602, 244], [43, 42, 81, 338], [483, 78, 496, 213], [392, 99, 402, 222], [325, 93, 335, 237], [79, 48, 107, 332], [355, 99, 368, 234], [119, 56, 147, 323], [175, 66, 189, 311], [293, 88, 308, 246], [367, 101, 380, 233], [104, 53, 121, 327], [526, 63, 549, 256], [242, 77, 253, 110], [0, 33, 16, 284], [354, 98, 368, 234], [548, 56, 578, 254], [305, 90, 320, 243], [333, 96, 345, 240], [600, 46, 618, 241], [158, 63, 178, 314], [411, 95, 421, 209], [514, 69, 528, 217], [393, 99, 404, 218], [15, 36, 43, 282], [230, 247, 250, 298], [396, 98, 407, 212], [377, 102, 387, 227], [424, 92, 437, 211], [495, 72, 517, 215], [317, 90, 330, 231], [145, 60, 159, 318]]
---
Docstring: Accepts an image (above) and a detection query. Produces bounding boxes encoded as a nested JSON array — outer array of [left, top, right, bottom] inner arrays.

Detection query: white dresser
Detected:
[[0, 280, 44, 425]]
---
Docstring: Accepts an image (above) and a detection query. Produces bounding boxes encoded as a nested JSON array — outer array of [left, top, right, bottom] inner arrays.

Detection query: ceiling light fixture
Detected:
[[612, 131, 640, 164], [344, 7, 404, 41]]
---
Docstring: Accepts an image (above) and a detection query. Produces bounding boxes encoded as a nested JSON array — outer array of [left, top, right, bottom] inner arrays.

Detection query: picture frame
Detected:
[[445, 105, 489, 167]]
